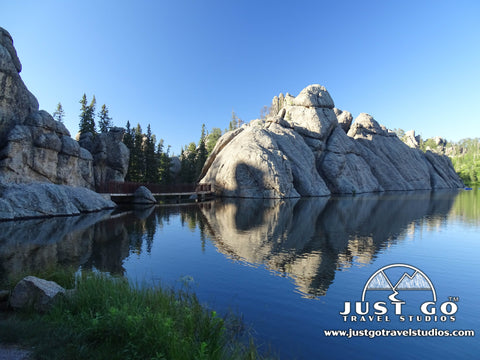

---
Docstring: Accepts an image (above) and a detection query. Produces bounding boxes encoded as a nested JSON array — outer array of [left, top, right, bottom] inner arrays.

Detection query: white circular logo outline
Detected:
[[361, 263, 437, 302]]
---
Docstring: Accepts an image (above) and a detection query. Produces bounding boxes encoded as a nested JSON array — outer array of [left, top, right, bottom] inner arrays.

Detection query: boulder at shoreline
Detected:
[[0, 183, 116, 220]]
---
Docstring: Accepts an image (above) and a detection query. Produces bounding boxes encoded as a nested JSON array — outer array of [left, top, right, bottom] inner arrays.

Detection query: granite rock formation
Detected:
[[0, 27, 128, 219], [0, 182, 116, 220], [0, 27, 95, 188], [200, 84, 463, 198], [77, 127, 129, 189]]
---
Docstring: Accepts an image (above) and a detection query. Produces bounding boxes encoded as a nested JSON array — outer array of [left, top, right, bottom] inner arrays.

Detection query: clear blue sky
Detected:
[[3, 0, 479, 153]]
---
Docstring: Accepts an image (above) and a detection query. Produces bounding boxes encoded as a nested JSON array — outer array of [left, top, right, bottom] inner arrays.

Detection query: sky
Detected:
[[2, 0, 480, 154]]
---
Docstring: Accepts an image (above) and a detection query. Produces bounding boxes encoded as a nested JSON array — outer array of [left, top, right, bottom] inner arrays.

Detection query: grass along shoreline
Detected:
[[0, 270, 273, 359]]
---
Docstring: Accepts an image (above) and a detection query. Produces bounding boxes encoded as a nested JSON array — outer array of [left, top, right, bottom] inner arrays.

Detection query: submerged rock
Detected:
[[199, 84, 463, 198]]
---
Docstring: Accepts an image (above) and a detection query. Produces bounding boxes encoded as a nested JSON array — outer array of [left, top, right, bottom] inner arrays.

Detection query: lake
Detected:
[[1, 189, 478, 359]]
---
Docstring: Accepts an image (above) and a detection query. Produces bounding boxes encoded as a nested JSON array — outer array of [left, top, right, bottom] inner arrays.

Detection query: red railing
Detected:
[[97, 181, 212, 194]]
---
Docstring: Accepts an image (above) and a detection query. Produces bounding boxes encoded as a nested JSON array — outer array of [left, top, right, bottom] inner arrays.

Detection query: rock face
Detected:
[[403, 130, 421, 149], [77, 127, 129, 189], [0, 27, 95, 188], [0, 182, 116, 220], [10, 276, 66, 312], [200, 84, 463, 198]]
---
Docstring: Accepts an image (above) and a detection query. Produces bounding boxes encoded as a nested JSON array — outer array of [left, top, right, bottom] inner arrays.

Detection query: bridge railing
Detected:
[[97, 181, 212, 194]]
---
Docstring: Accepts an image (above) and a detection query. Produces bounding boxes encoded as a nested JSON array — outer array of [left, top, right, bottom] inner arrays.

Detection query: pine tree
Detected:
[[180, 142, 198, 183], [131, 124, 145, 182], [79, 94, 97, 135], [52, 102, 65, 123], [123, 121, 135, 181], [195, 124, 208, 179], [228, 110, 243, 131], [98, 104, 112, 133], [157, 140, 172, 185], [206, 128, 222, 155], [144, 124, 157, 183]]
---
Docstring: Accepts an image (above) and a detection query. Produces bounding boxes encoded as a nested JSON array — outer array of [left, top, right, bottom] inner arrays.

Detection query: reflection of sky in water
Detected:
[[1, 189, 478, 359]]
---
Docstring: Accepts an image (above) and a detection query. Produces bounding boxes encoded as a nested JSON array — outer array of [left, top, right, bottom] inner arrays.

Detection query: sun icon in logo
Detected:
[[361, 264, 436, 303]]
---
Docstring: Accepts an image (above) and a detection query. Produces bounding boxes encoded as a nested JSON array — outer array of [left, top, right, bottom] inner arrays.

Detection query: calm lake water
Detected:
[[1, 189, 479, 359]]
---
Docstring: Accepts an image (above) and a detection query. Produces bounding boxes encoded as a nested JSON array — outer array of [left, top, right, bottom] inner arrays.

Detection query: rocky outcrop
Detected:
[[0, 182, 116, 220], [0, 27, 95, 188], [200, 84, 463, 198], [77, 127, 129, 189], [333, 108, 353, 133], [0, 110, 95, 187], [0, 28, 38, 142], [10, 276, 66, 312], [403, 130, 421, 149], [0, 27, 126, 219]]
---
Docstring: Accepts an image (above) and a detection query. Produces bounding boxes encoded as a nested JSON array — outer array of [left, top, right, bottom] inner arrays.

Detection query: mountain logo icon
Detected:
[[361, 263, 436, 302]]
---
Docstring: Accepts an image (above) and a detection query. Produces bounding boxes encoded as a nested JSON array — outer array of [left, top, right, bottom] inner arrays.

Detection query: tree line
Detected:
[[54, 96, 245, 185], [394, 128, 480, 185]]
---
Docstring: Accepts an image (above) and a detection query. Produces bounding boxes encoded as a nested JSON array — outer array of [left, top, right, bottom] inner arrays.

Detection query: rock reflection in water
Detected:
[[0, 191, 459, 299], [0, 210, 130, 281], [200, 191, 458, 298], [0, 204, 195, 283]]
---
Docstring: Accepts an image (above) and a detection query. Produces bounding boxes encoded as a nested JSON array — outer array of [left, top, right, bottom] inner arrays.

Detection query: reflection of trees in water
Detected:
[[0, 204, 208, 282], [449, 189, 479, 225], [199, 191, 459, 298], [0, 190, 463, 298]]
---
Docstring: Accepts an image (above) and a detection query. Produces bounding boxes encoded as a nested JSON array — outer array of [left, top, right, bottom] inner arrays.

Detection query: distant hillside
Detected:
[[395, 129, 480, 185]]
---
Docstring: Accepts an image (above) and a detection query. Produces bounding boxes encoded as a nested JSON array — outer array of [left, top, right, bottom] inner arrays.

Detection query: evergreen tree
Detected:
[[79, 94, 97, 135], [180, 142, 198, 183], [157, 140, 172, 185], [144, 124, 157, 183], [195, 124, 208, 178], [131, 124, 145, 182], [52, 102, 65, 123], [98, 104, 112, 133], [206, 128, 222, 155], [123, 121, 135, 182], [227, 110, 243, 132]]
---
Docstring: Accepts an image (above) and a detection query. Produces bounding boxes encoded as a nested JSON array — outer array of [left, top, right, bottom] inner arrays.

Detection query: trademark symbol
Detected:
[[448, 296, 459, 302]]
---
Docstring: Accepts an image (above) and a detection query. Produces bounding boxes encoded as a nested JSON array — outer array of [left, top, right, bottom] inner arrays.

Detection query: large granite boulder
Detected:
[[10, 276, 65, 312], [0, 27, 95, 189], [199, 84, 463, 198], [0, 182, 116, 220], [333, 108, 353, 133], [200, 121, 330, 198], [133, 186, 157, 204], [78, 127, 129, 189]]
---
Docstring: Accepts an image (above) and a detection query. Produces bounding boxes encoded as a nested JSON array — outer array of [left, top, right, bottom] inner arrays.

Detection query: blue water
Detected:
[[1, 189, 478, 359]]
